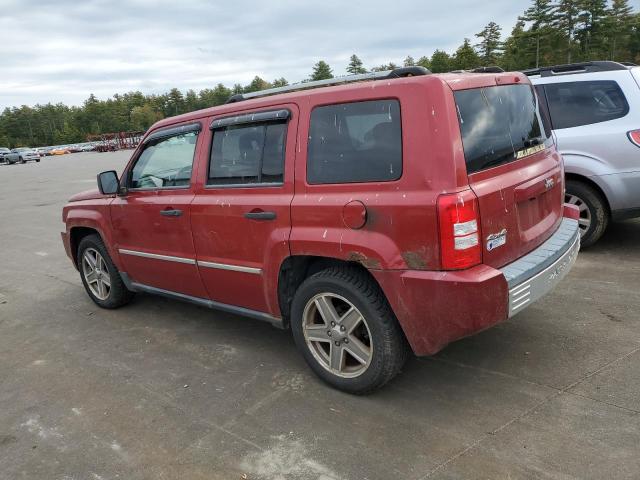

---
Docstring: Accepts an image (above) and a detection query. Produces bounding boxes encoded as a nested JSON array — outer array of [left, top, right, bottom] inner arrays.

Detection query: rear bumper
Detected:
[[502, 218, 580, 317], [373, 216, 580, 356]]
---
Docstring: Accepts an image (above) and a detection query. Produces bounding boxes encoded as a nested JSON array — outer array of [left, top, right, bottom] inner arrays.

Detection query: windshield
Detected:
[[454, 84, 549, 174]]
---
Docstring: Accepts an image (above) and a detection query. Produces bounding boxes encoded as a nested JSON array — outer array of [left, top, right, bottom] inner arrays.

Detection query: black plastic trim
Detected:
[[226, 94, 244, 104], [120, 273, 285, 328], [144, 122, 202, 144], [386, 66, 431, 78], [471, 66, 505, 73], [210, 109, 290, 130]]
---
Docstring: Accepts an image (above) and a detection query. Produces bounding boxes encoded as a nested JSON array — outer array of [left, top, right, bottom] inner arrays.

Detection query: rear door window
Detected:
[[542, 80, 629, 129], [454, 84, 548, 174], [307, 99, 402, 184], [208, 122, 286, 186]]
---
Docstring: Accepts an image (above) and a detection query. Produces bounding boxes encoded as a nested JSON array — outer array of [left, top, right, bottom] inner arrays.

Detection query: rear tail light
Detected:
[[628, 130, 640, 148], [437, 190, 482, 270]]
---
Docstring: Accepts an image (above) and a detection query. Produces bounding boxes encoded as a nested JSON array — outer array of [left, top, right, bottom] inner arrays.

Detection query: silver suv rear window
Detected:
[[542, 80, 629, 130], [455, 84, 548, 174]]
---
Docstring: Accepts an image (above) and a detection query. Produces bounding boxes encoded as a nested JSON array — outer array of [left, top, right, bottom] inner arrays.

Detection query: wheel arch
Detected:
[[277, 255, 394, 328], [69, 226, 102, 268], [565, 173, 611, 217]]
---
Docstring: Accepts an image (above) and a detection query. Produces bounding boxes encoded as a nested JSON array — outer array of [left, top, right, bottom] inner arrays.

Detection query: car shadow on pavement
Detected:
[[586, 218, 640, 252]]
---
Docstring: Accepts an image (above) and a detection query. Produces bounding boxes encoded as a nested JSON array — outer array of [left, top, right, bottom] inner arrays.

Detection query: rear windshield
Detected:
[[455, 84, 549, 174]]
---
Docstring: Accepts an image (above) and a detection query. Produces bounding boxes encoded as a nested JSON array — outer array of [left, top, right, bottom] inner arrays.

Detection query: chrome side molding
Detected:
[[197, 260, 261, 275], [119, 249, 196, 265], [118, 248, 261, 274]]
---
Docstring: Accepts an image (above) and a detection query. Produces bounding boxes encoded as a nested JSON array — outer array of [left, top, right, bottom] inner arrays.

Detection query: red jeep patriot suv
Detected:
[[62, 67, 580, 393]]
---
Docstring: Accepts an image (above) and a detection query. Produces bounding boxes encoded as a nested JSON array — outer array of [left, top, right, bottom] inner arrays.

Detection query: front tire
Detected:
[[565, 180, 609, 248], [291, 266, 407, 394], [77, 234, 133, 308]]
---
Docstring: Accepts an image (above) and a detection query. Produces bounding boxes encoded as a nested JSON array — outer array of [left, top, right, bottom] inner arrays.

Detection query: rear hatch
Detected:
[[454, 81, 563, 268]]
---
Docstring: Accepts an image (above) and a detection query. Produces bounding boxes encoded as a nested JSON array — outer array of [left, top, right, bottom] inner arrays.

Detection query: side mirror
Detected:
[[97, 170, 119, 195]]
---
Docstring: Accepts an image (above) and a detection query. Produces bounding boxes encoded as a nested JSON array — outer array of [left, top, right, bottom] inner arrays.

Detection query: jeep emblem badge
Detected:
[[544, 177, 555, 190]]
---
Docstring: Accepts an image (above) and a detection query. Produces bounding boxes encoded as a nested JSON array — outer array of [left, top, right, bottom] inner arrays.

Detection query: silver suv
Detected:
[[527, 61, 640, 247]]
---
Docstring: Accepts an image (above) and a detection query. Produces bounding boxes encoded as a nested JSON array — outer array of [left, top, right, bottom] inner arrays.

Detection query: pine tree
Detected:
[[272, 77, 289, 88], [577, 0, 609, 59], [630, 12, 640, 62], [554, 0, 581, 62], [310, 61, 334, 80], [371, 62, 399, 72], [416, 56, 431, 69], [167, 88, 184, 116], [475, 21, 503, 65], [430, 50, 452, 73], [607, 0, 635, 60], [452, 39, 481, 70], [403, 55, 416, 67], [347, 55, 367, 74], [501, 21, 532, 70], [244, 76, 271, 93], [519, 0, 555, 67]]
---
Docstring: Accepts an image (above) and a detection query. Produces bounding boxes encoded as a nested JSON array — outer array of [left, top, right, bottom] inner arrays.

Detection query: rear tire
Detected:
[[77, 234, 134, 308], [565, 180, 608, 248], [290, 266, 408, 394]]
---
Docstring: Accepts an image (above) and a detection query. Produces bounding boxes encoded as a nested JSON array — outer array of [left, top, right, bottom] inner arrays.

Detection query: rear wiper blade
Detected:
[[524, 136, 545, 148]]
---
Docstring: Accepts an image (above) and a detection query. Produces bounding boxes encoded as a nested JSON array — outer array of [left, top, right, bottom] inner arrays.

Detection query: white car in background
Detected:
[[4, 147, 41, 164], [527, 61, 640, 247]]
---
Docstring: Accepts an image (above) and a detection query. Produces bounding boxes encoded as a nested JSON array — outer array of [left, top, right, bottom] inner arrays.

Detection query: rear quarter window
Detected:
[[307, 99, 402, 184], [543, 80, 629, 129]]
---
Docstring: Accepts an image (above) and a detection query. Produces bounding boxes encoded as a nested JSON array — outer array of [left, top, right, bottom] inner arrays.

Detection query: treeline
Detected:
[[1, 0, 638, 148]]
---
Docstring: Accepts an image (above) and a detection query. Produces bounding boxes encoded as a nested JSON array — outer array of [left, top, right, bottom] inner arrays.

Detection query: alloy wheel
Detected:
[[302, 293, 373, 378], [82, 248, 111, 300], [565, 193, 591, 236]]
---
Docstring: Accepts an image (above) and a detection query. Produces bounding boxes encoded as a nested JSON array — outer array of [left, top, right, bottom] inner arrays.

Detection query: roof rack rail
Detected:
[[226, 66, 431, 103], [471, 66, 505, 73], [522, 61, 630, 77]]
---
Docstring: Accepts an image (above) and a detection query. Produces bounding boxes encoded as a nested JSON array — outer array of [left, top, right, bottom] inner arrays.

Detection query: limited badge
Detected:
[[486, 229, 507, 251]]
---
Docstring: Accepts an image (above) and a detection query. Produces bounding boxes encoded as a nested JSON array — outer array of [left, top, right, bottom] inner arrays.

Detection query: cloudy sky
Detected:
[[1, 0, 639, 110]]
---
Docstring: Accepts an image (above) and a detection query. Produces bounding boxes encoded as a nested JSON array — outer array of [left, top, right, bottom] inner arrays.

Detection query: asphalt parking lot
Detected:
[[0, 151, 639, 480]]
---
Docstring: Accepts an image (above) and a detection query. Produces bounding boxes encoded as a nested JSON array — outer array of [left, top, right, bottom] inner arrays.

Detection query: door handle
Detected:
[[244, 211, 277, 221], [160, 208, 183, 217]]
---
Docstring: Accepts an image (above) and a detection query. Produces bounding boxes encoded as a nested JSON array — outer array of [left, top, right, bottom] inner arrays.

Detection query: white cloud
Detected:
[[1, 0, 638, 109]]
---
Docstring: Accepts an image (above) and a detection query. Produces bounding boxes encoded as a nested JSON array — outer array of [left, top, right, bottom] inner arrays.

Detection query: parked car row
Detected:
[[0, 147, 41, 164], [0, 142, 99, 164], [41, 143, 98, 156]]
